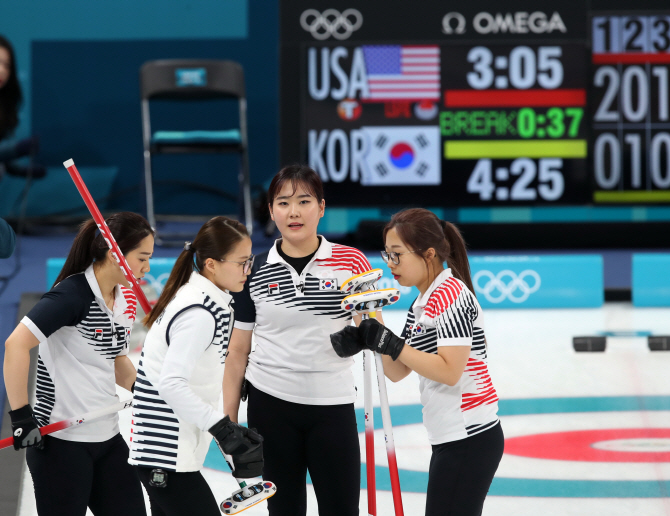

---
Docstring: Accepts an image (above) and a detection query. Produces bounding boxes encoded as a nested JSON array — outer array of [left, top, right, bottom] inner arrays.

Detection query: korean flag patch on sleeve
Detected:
[[319, 278, 338, 291]]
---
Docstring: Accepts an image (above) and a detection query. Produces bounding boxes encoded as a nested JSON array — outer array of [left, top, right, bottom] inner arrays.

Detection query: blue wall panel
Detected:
[[470, 255, 604, 309], [6, 0, 278, 214], [632, 254, 670, 307], [48, 254, 604, 309]]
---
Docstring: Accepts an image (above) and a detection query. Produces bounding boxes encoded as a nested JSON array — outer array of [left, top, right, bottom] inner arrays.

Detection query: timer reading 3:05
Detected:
[[466, 46, 565, 90]]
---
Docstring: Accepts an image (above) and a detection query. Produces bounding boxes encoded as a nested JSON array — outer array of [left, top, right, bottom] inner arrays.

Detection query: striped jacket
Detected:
[[402, 268, 499, 445], [128, 272, 233, 471]]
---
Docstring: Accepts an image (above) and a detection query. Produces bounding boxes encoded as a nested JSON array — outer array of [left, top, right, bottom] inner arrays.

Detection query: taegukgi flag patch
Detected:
[[268, 283, 280, 295], [319, 278, 338, 290]]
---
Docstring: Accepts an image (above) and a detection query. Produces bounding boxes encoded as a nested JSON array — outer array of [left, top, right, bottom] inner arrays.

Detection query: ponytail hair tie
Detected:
[[184, 241, 192, 251]]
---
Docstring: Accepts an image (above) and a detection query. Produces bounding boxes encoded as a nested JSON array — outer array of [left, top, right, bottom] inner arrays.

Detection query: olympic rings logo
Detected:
[[300, 9, 363, 40], [473, 269, 541, 303]]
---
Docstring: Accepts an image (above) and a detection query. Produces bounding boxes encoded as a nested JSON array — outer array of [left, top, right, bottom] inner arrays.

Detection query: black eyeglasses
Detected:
[[380, 250, 421, 265], [220, 254, 255, 274]]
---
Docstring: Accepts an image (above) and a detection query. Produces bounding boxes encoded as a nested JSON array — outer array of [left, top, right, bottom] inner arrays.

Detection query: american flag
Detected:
[[362, 45, 440, 102]]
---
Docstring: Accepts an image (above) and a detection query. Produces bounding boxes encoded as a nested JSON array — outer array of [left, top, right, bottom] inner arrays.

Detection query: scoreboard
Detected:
[[590, 13, 670, 202], [280, 0, 670, 207]]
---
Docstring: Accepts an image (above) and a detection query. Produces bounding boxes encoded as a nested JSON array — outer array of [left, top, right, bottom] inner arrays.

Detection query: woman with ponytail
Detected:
[[330, 208, 504, 516], [128, 216, 264, 516], [4, 211, 154, 516]]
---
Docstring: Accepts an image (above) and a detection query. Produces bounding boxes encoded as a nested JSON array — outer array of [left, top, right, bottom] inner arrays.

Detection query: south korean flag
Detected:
[[319, 278, 338, 291], [360, 126, 440, 186]]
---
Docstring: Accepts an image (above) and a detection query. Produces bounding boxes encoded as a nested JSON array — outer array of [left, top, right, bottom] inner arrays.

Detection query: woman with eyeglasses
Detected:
[[223, 164, 379, 516], [331, 208, 504, 516], [128, 216, 264, 516]]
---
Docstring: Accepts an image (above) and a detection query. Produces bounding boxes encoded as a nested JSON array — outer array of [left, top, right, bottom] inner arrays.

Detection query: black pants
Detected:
[[425, 422, 504, 516], [246, 382, 360, 516], [135, 467, 220, 516], [26, 433, 146, 516]]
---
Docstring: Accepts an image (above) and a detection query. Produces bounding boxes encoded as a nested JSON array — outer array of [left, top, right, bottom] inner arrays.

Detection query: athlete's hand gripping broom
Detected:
[[0, 399, 133, 450], [63, 159, 274, 513], [338, 269, 405, 516]]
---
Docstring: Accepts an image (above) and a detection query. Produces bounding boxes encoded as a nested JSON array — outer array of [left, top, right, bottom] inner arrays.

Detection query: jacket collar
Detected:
[[84, 264, 130, 316], [413, 268, 454, 310], [267, 235, 332, 264], [187, 270, 233, 308]]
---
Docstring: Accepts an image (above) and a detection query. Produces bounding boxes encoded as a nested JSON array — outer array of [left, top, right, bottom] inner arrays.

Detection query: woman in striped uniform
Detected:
[[128, 216, 263, 516], [4, 212, 154, 516], [331, 208, 504, 516], [223, 164, 381, 516]]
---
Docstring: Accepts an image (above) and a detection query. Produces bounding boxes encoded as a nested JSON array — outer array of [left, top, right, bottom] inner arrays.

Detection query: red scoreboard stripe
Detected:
[[444, 89, 586, 108], [593, 53, 670, 64]]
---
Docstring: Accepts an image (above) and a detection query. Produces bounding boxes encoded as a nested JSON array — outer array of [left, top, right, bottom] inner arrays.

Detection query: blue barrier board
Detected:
[[469, 255, 603, 309], [632, 254, 670, 307], [48, 254, 603, 309], [47, 257, 178, 294]]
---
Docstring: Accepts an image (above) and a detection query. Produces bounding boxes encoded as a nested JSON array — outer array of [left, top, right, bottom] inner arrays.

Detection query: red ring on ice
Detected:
[[505, 428, 670, 462]]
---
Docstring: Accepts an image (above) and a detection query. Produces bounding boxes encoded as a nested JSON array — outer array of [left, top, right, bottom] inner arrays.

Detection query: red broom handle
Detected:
[[63, 159, 151, 314], [1, 399, 132, 450]]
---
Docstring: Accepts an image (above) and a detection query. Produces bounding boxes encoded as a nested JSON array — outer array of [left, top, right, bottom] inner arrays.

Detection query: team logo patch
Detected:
[[268, 283, 280, 295], [94, 329, 103, 340], [319, 278, 338, 290]]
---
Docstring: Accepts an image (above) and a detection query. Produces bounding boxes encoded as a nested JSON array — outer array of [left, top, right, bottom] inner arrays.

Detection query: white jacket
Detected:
[[128, 272, 233, 471]]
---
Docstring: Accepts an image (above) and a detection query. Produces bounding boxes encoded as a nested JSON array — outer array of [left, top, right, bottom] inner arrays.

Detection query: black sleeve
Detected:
[[24, 274, 94, 339], [231, 250, 267, 325], [0, 218, 16, 259]]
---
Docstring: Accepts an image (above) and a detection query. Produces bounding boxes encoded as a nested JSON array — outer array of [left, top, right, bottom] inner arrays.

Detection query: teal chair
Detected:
[[140, 59, 252, 242]]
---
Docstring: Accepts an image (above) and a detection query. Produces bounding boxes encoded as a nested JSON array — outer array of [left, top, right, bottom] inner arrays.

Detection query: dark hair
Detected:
[[0, 36, 22, 140], [54, 212, 154, 287], [267, 164, 324, 206], [383, 208, 475, 295], [145, 216, 248, 328]]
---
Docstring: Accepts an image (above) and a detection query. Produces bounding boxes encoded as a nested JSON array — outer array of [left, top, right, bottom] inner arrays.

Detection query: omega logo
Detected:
[[442, 13, 466, 35], [443, 11, 567, 36], [473, 12, 567, 35]]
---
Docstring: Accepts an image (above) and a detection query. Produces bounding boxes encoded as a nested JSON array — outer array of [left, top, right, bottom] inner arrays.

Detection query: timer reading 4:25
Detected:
[[467, 158, 565, 201]]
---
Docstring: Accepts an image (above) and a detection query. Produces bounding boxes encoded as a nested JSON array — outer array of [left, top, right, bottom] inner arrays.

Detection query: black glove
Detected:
[[209, 416, 264, 478], [9, 405, 43, 451], [228, 436, 264, 478], [330, 325, 366, 358], [358, 319, 405, 360]]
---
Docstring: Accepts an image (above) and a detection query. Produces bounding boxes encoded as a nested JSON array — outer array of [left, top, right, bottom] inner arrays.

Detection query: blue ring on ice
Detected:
[[204, 396, 670, 498]]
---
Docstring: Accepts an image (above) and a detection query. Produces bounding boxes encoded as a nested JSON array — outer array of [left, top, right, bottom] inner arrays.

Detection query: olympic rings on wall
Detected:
[[300, 9, 363, 40], [473, 269, 541, 303]]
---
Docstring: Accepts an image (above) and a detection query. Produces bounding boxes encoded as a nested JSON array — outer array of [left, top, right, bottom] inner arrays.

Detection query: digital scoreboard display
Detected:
[[280, 1, 670, 207], [590, 13, 670, 202]]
